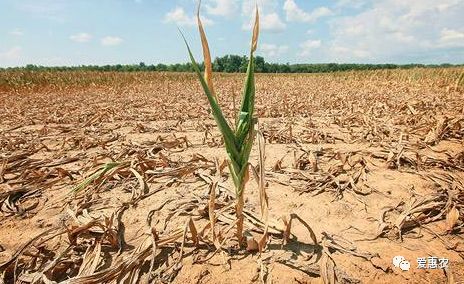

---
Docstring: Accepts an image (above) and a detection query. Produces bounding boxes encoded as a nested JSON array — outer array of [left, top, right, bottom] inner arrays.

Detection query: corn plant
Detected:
[[456, 71, 464, 89], [70, 162, 126, 195], [181, 5, 259, 245]]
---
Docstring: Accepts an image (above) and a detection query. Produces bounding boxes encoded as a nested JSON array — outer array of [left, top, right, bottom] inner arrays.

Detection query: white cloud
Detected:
[[242, 0, 285, 32], [440, 28, 464, 45], [9, 29, 24, 36], [299, 40, 322, 57], [0, 47, 23, 66], [261, 13, 286, 32], [101, 36, 123, 46], [330, 45, 370, 59], [283, 0, 333, 23], [0, 47, 22, 60], [327, 0, 464, 62], [70, 32, 92, 43], [242, 12, 286, 32], [242, 0, 278, 16], [335, 0, 367, 9], [205, 0, 238, 17], [259, 43, 289, 57], [164, 6, 213, 27], [436, 0, 462, 12], [19, 0, 67, 22]]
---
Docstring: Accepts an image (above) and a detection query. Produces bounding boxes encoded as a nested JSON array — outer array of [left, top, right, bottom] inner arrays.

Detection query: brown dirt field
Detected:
[[0, 69, 463, 283]]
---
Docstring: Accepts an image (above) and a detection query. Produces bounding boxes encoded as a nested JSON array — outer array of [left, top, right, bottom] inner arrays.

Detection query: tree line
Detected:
[[1, 55, 461, 73]]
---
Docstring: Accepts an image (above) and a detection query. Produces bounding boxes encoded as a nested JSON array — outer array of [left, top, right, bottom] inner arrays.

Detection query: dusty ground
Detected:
[[0, 69, 463, 283]]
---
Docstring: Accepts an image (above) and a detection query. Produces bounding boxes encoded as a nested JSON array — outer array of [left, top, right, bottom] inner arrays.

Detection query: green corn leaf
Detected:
[[180, 32, 240, 162], [236, 54, 256, 146], [238, 119, 256, 165], [238, 54, 256, 119], [228, 162, 240, 191], [70, 162, 121, 194]]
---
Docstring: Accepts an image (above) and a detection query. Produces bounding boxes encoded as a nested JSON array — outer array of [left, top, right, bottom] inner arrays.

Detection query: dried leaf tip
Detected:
[[197, 0, 216, 100], [446, 206, 459, 231], [251, 6, 260, 53]]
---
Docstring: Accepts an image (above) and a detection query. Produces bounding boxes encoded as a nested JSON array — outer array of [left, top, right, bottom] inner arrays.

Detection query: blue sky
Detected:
[[1, 0, 463, 67]]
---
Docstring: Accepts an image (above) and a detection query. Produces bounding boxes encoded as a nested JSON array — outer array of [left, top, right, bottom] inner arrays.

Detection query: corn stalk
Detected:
[[181, 3, 259, 245]]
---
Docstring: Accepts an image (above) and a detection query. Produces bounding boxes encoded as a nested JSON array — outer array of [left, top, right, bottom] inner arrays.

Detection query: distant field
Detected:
[[0, 69, 463, 283]]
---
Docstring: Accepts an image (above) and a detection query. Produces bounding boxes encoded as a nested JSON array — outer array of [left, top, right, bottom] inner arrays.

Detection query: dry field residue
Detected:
[[0, 69, 463, 283]]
